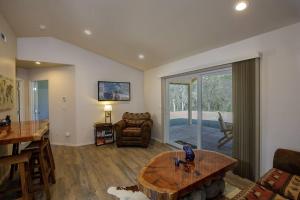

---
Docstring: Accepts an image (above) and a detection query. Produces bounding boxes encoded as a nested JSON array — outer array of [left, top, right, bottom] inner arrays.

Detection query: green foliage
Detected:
[[201, 74, 232, 112], [169, 84, 189, 111], [169, 73, 232, 112]]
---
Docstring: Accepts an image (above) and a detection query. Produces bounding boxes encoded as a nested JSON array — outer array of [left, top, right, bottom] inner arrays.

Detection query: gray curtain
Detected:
[[232, 58, 260, 181]]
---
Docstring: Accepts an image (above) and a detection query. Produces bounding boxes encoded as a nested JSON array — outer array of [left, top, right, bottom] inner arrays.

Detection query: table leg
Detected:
[[203, 176, 225, 199], [9, 143, 19, 179]]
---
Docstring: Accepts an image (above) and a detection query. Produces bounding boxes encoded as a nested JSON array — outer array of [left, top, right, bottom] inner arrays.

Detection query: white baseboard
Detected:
[[151, 137, 163, 143], [51, 141, 94, 147], [53, 139, 164, 147]]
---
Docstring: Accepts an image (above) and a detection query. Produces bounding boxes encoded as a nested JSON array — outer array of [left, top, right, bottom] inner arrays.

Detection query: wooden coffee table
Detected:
[[138, 150, 237, 200]]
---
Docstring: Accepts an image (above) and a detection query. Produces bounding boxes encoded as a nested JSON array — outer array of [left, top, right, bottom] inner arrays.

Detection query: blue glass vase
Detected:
[[183, 145, 195, 162]]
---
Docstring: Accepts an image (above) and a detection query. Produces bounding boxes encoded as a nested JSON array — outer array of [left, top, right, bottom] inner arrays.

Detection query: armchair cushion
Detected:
[[122, 127, 142, 137], [124, 119, 144, 127], [258, 168, 300, 200]]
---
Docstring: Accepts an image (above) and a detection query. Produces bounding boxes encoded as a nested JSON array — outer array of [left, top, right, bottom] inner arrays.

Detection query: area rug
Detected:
[[107, 182, 243, 200]]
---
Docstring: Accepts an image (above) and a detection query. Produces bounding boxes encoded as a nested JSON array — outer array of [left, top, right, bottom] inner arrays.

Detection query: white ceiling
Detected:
[[0, 0, 300, 71]]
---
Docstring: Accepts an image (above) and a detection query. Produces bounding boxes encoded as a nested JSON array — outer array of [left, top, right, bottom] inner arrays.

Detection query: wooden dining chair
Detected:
[[22, 134, 55, 200], [217, 112, 233, 148], [0, 152, 32, 200]]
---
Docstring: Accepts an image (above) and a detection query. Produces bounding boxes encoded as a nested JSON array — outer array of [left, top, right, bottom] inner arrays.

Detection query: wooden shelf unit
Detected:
[[94, 122, 114, 146]]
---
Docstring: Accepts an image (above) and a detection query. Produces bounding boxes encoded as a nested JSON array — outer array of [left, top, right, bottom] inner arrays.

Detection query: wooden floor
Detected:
[[0, 141, 252, 200], [49, 141, 173, 200]]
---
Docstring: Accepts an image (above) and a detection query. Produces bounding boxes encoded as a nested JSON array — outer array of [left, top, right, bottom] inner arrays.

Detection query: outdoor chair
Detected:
[[217, 112, 233, 148]]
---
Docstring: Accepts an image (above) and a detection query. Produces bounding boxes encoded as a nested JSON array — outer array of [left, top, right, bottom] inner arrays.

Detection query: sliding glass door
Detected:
[[200, 69, 232, 156], [165, 67, 232, 156]]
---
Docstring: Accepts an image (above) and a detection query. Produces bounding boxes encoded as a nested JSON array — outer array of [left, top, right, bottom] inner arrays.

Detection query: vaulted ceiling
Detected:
[[0, 0, 300, 70]]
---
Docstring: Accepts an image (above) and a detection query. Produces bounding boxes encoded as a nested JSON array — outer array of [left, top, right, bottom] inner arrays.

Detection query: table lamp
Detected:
[[104, 104, 112, 123]]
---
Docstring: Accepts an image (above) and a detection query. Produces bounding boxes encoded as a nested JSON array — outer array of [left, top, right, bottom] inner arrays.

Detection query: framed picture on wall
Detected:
[[0, 75, 14, 111], [98, 81, 130, 101]]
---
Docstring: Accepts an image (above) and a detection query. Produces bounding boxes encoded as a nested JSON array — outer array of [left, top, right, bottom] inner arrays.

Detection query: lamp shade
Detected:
[[104, 104, 112, 112]]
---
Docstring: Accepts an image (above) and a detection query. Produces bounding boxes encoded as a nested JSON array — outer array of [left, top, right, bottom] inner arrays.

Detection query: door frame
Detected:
[[16, 79, 26, 121], [29, 80, 38, 120]]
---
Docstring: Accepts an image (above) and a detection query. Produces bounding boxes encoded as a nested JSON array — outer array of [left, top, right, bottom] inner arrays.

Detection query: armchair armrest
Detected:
[[114, 120, 126, 135], [139, 119, 153, 147], [141, 119, 153, 129], [273, 148, 300, 176]]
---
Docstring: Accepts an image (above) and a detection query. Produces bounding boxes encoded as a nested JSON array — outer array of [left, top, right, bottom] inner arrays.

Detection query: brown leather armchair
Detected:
[[114, 112, 153, 147]]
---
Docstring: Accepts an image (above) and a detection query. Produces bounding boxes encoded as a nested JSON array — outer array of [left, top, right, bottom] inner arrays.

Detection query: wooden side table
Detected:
[[94, 122, 114, 146]]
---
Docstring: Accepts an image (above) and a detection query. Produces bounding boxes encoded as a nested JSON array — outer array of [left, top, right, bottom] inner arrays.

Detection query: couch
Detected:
[[235, 149, 300, 200], [256, 148, 300, 200], [114, 112, 153, 147]]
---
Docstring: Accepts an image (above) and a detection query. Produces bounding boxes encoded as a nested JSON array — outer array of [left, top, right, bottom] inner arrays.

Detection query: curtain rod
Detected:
[[159, 53, 261, 78]]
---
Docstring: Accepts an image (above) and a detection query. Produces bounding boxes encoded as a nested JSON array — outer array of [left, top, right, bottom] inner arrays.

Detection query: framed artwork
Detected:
[[0, 75, 14, 111], [98, 81, 130, 101]]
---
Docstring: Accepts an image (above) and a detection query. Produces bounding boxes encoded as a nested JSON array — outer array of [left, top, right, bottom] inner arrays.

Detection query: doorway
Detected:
[[30, 80, 49, 120], [165, 67, 232, 156], [16, 80, 25, 122]]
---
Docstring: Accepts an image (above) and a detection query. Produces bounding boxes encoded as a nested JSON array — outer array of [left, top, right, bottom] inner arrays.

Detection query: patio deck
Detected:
[[169, 124, 232, 156]]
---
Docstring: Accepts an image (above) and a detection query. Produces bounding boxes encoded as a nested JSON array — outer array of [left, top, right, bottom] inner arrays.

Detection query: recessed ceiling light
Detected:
[[39, 24, 46, 30], [35, 61, 41, 65], [138, 54, 145, 59], [235, 1, 248, 11], [84, 29, 92, 35]]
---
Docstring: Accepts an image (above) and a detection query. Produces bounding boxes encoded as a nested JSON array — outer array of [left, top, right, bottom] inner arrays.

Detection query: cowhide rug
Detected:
[[107, 182, 241, 200]]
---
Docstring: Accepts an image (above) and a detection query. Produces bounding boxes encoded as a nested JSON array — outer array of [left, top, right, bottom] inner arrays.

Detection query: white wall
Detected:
[[17, 67, 77, 146], [144, 22, 300, 174], [0, 13, 16, 182], [17, 37, 145, 146], [0, 14, 16, 120]]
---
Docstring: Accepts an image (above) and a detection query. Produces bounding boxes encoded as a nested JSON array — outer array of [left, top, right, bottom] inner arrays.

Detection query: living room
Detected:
[[0, 0, 300, 199]]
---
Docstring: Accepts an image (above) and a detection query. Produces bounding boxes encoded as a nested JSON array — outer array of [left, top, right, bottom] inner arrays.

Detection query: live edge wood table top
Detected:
[[138, 150, 237, 200], [0, 120, 49, 145]]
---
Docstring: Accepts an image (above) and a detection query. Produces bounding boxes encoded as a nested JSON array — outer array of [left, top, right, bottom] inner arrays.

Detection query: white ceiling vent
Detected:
[[1, 32, 7, 42]]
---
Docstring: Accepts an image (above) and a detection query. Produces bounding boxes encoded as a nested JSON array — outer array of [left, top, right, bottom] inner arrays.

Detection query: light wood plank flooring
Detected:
[[50, 141, 173, 200]]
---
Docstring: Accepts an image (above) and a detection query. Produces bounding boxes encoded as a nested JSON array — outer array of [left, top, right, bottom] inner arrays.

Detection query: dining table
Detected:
[[0, 120, 50, 178]]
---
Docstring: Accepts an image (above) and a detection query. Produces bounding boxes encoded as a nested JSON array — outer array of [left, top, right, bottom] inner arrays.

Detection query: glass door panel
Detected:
[[201, 69, 233, 156], [167, 76, 199, 149]]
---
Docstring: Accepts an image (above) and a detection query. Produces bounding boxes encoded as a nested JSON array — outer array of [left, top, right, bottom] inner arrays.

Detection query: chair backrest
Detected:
[[122, 112, 151, 127], [273, 148, 300, 176], [122, 112, 151, 120], [218, 112, 227, 131]]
